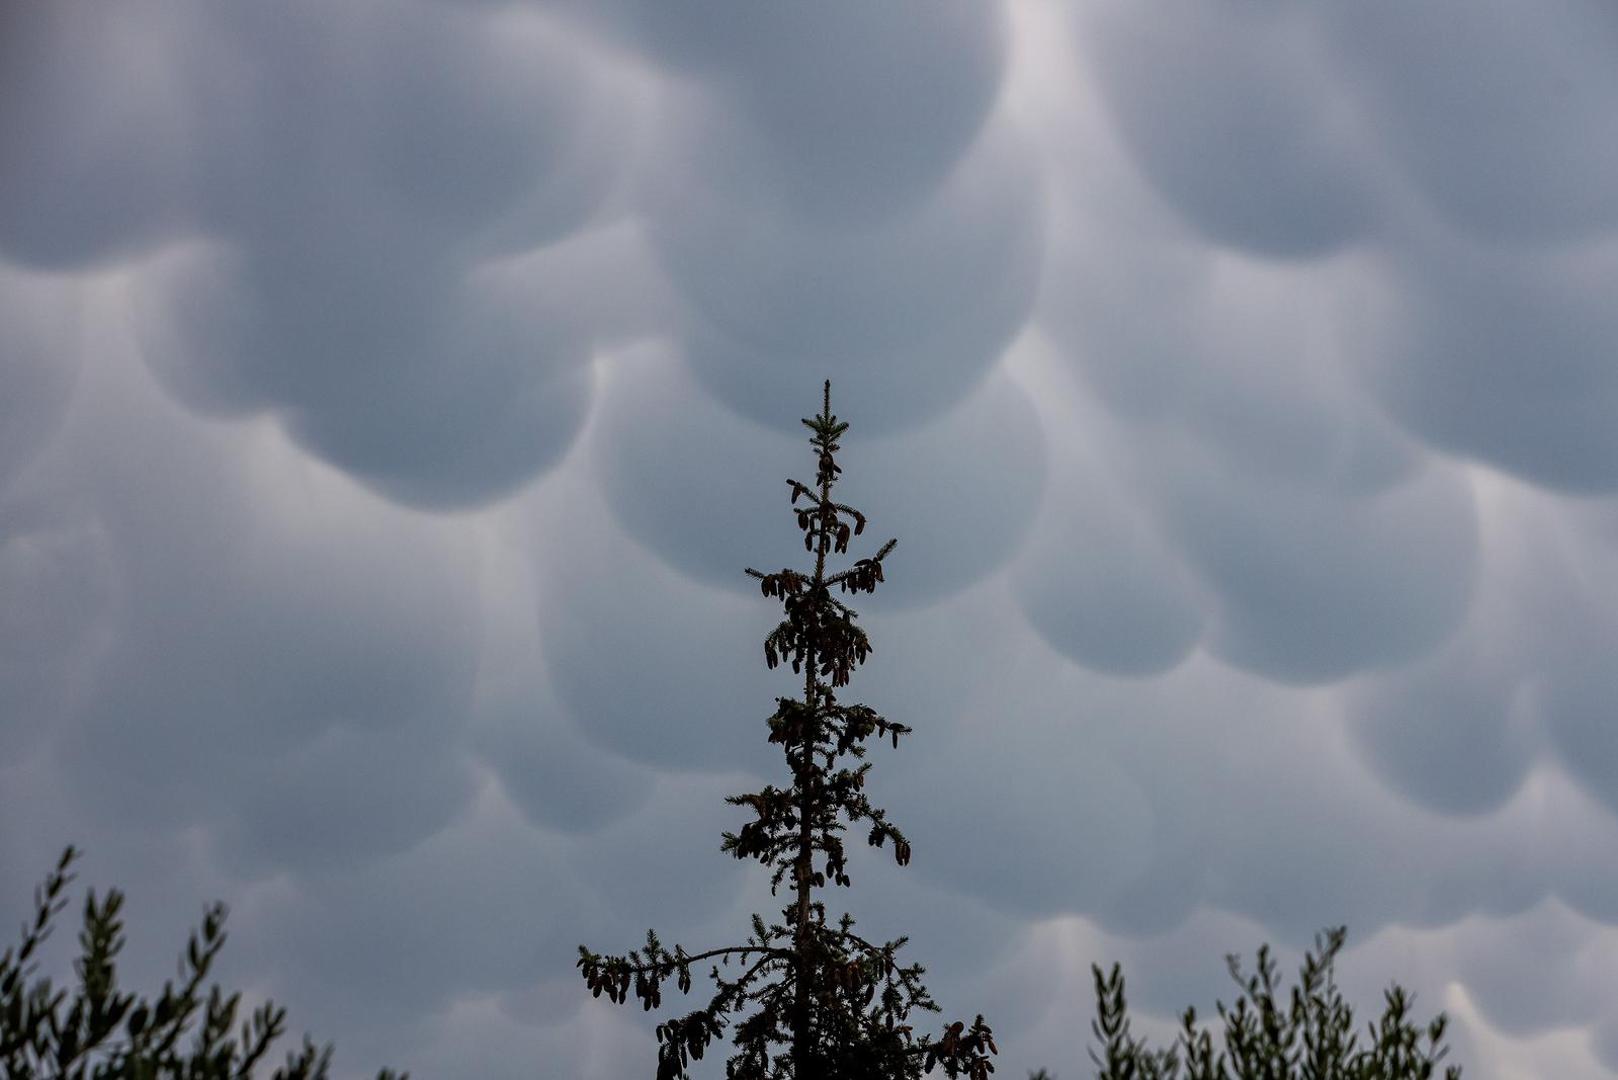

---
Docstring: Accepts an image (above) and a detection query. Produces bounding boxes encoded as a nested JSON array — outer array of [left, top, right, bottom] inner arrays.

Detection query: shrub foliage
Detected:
[[1030, 926, 1461, 1080], [0, 846, 402, 1080]]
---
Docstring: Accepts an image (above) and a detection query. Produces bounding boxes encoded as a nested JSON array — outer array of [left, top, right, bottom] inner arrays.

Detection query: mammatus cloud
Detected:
[[5, 1, 1618, 1078]]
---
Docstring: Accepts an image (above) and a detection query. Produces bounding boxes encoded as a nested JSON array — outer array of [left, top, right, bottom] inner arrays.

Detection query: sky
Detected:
[[2, 1, 1617, 1077]]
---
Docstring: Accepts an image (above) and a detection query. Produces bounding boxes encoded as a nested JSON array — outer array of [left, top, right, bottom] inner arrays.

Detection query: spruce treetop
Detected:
[[576, 381, 996, 1079]]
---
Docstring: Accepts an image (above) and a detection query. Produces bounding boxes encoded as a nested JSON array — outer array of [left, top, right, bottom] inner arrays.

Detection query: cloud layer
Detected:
[[5, 2, 1618, 1077]]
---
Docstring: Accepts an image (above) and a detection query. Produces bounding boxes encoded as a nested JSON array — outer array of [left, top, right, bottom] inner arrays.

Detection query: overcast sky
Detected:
[[3, 2, 1617, 1077]]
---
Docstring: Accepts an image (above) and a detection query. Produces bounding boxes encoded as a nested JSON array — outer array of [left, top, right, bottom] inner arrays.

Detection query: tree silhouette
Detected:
[[576, 382, 997, 1079], [1028, 926, 1462, 1080], [0, 846, 403, 1079]]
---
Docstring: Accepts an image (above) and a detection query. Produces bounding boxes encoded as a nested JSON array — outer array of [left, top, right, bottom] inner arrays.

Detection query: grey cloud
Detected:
[[1039, 206, 1420, 497], [184, 2, 626, 252], [1073, 0, 1378, 258], [13, 0, 1618, 1074], [1011, 429, 1204, 678], [473, 687, 659, 837], [531, 407, 1035, 787], [1340, 493, 1570, 818], [589, 0, 1008, 224], [0, 269, 84, 491], [132, 234, 599, 509], [1320, 0, 1618, 246], [0, 1, 187, 269], [593, 353, 1046, 610], [215, 725, 476, 877], [1594, 1017, 1618, 1075], [105, 1, 638, 509], [1350, 236, 1618, 494], [902, 640, 1555, 946], [0, 491, 116, 761], [253, 794, 605, 1026], [647, 115, 1045, 436], [528, 460, 792, 776], [1540, 620, 1618, 822], [34, 342, 485, 879], [1542, 779, 1618, 927], [1448, 902, 1609, 1038], [1028, 228, 1465, 686], [1345, 636, 1539, 817], [0, 270, 101, 758], [1152, 452, 1478, 684], [557, 773, 755, 936], [892, 711, 1157, 920]]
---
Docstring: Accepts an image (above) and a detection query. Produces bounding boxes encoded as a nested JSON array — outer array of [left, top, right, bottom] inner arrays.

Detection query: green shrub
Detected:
[[1030, 926, 1461, 1080], [1, 846, 403, 1080]]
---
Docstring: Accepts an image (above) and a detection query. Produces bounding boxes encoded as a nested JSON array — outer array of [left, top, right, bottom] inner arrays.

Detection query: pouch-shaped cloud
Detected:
[[15, 0, 1618, 1074], [1073, 0, 1377, 258], [536, 393, 1034, 782], [1320, 0, 1618, 246], [1155, 451, 1478, 684], [1012, 430, 1204, 678], [132, 239, 597, 508], [1535, 561, 1618, 820], [528, 461, 791, 776], [39, 338, 484, 878], [1040, 193, 1419, 498], [473, 684, 659, 837], [43, 0, 635, 510], [592, 352, 1045, 610], [0, 0, 188, 268], [1038, 221, 1470, 682], [1346, 636, 1539, 817], [253, 794, 606, 1026], [892, 711, 1156, 920], [591, 0, 1009, 224], [183, 1, 626, 255], [1352, 236, 1618, 494], [647, 111, 1045, 436], [0, 269, 85, 492], [0, 492, 114, 761]]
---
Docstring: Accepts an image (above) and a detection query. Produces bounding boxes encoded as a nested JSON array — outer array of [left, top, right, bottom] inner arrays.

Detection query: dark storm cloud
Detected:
[[1349, 235, 1618, 494], [26, 337, 485, 881], [0, 489, 112, 761], [1013, 487, 1204, 678], [0, 270, 83, 492], [1073, 0, 1378, 258], [584, 0, 1010, 224], [648, 118, 1045, 437], [1035, 245, 1479, 683], [593, 352, 1046, 609], [0, 270, 100, 758], [875, 636, 1545, 948], [4, 0, 636, 509], [0, 1, 190, 269], [1151, 449, 1478, 683], [9, 0, 1618, 1076], [131, 236, 600, 508], [531, 395, 1037, 782], [472, 684, 660, 836], [1319, 0, 1618, 246], [1346, 635, 1538, 817]]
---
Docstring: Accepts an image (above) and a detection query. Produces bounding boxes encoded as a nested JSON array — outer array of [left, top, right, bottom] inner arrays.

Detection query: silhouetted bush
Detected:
[[1028, 926, 1461, 1080], [0, 846, 403, 1080]]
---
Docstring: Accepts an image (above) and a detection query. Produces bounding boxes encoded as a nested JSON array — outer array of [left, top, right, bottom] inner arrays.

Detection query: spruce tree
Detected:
[[576, 382, 998, 1079]]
